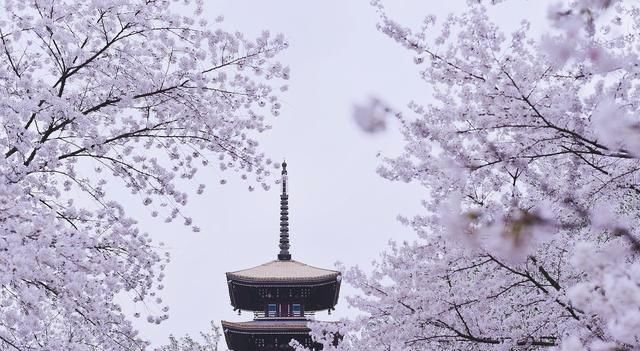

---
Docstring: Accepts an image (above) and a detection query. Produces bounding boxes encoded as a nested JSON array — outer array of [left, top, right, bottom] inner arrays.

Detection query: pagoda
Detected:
[[221, 162, 342, 351]]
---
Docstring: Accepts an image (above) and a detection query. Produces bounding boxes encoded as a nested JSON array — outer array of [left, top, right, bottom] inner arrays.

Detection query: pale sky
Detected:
[[128, 0, 546, 347]]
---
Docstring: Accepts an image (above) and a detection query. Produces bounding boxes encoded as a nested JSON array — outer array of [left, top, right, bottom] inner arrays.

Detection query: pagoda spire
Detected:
[[278, 161, 291, 261]]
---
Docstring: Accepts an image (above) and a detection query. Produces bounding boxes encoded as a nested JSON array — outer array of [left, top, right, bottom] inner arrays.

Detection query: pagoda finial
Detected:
[[278, 160, 291, 261]]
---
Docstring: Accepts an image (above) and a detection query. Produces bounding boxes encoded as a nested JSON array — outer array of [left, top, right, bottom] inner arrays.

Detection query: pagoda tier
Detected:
[[227, 260, 341, 312], [221, 320, 318, 351]]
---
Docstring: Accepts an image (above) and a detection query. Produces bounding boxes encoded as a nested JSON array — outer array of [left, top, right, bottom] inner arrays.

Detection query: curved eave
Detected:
[[227, 277, 341, 312], [221, 320, 311, 335]]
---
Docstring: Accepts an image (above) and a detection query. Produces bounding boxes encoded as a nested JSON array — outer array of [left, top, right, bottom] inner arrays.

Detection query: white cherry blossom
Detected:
[[0, 0, 288, 349], [315, 1, 640, 350]]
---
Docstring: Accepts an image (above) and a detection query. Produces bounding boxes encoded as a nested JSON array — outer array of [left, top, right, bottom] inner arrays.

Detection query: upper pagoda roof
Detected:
[[227, 259, 340, 285]]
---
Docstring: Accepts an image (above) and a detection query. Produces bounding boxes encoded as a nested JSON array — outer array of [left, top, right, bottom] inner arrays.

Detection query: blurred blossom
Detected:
[[352, 97, 391, 134], [592, 98, 640, 157]]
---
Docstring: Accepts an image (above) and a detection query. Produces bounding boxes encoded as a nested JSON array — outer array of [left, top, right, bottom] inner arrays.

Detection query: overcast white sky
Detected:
[[129, 0, 546, 347]]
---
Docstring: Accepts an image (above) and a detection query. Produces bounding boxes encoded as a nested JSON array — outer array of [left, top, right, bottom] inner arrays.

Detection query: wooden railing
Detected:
[[253, 311, 315, 319]]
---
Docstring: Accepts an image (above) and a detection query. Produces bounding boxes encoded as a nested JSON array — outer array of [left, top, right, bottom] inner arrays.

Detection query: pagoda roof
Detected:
[[227, 259, 340, 285], [221, 319, 310, 334]]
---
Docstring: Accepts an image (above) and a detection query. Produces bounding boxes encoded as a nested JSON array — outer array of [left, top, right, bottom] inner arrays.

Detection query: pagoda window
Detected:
[[292, 303, 302, 317], [267, 303, 277, 317]]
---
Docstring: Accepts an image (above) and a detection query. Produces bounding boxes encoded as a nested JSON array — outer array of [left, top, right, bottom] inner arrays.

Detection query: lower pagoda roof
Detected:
[[222, 319, 321, 351], [221, 319, 310, 334], [227, 260, 340, 285], [222, 319, 340, 351]]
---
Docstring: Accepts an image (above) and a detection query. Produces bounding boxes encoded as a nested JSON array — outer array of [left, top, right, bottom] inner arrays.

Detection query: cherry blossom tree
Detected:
[[308, 1, 640, 350], [0, 0, 287, 349]]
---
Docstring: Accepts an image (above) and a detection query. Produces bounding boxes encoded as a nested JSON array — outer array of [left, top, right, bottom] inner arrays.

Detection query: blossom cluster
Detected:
[[320, 0, 640, 350], [0, 0, 287, 349]]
